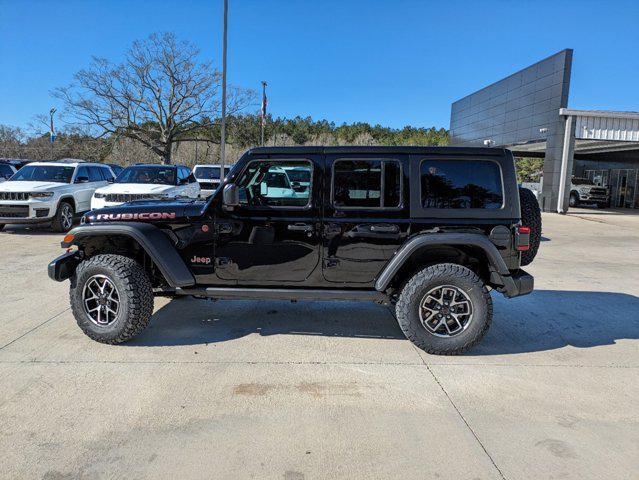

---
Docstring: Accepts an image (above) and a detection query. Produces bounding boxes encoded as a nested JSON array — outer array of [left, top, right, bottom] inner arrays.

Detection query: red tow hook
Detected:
[[516, 226, 531, 251]]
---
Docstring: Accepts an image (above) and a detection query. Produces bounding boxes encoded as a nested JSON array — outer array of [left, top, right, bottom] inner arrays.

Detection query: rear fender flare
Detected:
[[375, 233, 511, 292], [62, 222, 195, 288]]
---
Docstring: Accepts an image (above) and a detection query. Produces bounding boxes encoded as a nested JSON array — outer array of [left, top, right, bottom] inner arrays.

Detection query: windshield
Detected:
[[285, 169, 311, 183], [194, 167, 221, 180], [572, 177, 595, 186], [9, 165, 75, 183], [115, 166, 176, 185], [193, 166, 230, 180]]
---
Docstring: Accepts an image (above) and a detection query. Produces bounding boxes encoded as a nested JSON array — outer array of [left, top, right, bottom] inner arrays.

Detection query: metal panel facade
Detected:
[[575, 115, 639, 142], [450, 49, 572, 147], [449, 49, 574, 212]]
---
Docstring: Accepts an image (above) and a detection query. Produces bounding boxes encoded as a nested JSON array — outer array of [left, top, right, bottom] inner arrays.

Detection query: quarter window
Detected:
[[420, 159, 503, 209], [332, 159, 402, 209], [236, 160, 312, 208]]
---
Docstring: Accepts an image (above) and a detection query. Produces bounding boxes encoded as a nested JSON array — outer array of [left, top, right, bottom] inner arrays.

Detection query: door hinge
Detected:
[[324, 258, 340, 268], [215, 257, 232, 268]]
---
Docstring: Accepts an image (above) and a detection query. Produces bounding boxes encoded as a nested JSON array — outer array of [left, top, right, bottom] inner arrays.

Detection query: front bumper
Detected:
[[48, 250, 81, 281], [579, 194, 608, 202], [0, 199, 55, 223]]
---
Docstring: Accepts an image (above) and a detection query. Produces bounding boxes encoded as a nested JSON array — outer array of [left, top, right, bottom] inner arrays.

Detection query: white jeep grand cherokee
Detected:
[[0, 161, 115, 232], [91, 164, 200, 210]]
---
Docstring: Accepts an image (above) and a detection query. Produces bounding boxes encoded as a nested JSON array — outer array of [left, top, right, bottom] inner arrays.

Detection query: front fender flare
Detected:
[[61, 222, 195, 287], [374, 233, 511, 292]]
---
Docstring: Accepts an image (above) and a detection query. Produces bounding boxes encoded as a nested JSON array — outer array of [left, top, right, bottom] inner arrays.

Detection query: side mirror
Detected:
[[179, 177, 189, 185], [75, 176, 89, 184], [222, 183, 240, 208]]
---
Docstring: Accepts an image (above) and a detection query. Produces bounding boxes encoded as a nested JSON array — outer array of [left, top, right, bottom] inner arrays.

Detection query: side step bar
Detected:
[[172, 287, 389, 303]]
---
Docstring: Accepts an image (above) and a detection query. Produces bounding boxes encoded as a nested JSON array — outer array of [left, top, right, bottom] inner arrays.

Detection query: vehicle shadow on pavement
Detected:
[[129, 290, 639, 354], [473, 290, 639, 355], [129, 297, 406, 347], [1, 225, 62, 236]]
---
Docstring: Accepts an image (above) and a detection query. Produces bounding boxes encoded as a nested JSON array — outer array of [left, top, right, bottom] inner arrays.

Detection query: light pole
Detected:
[[219, 0, 228, 171], [49, 107, 57, 160]]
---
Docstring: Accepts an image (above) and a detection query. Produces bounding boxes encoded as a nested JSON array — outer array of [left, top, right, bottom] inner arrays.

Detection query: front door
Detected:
[[322, 155, 409, 286], [214, 158, 321, 286]]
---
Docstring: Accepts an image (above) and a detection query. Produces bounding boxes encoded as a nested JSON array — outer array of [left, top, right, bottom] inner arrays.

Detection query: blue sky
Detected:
[[1, 0, 638, 131]]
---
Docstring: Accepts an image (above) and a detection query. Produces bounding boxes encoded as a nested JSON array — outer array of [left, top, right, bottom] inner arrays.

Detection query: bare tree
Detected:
[[55, 32, 253, 164]]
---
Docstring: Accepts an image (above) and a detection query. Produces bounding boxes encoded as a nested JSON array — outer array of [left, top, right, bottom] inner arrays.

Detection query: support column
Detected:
[[557, 115, 574, 213]]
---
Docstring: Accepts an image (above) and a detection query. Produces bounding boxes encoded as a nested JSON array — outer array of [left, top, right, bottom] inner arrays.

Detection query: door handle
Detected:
[[369, 224, 399, 233], [287, 223, 313, 232]]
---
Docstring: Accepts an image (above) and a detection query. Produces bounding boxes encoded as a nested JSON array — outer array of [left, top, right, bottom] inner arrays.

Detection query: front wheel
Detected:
[[70, 254, 154, 344], [569, 192, 580, 208], [395, 263, 492, 355], [52, 200, 75, 232]]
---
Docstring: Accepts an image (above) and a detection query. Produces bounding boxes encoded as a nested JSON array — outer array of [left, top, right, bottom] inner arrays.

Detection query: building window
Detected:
[[420, 159, 503, 209], [332, 159, 402, 209]]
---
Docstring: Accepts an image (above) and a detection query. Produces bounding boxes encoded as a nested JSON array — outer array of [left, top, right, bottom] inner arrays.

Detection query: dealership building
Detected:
[[449, 49, 639, 212]]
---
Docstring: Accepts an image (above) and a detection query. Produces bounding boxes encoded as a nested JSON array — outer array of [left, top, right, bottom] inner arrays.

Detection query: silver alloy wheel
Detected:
[[418, 285, 473, 337], [82, 274, 121, 326], [61, 203, 73, 230]]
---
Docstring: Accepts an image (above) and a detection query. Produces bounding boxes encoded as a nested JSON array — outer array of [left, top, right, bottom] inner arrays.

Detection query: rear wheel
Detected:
[[70, 254, 154, 344], [395, 263, 492, 355], [52, 200, 74, 232], [519, 187, 542, 266]]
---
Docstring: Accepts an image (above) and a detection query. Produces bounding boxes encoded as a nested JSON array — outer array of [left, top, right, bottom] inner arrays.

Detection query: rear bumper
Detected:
[[48, 250, 81, 281], [498, 269, 534, 298]]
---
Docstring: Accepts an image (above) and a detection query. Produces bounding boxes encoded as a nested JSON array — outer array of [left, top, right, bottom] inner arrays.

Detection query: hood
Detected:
[[85, 197, 208, 224], [0, 181, 67, 191], [94, 183, 176, 195]]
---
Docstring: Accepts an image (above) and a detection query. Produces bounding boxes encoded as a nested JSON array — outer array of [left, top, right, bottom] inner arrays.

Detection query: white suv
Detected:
[[193, 164, 231, 197], [91, 164, 200, 210], [0, 161, 115, 232]]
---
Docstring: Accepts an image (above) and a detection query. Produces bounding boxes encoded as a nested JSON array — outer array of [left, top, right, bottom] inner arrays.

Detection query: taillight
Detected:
[[516, 226, 530, 251]]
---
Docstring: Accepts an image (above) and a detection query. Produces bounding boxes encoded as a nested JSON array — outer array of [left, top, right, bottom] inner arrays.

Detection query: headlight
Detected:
[[30, 192, 54, 199], [93, 193, 105, 199]]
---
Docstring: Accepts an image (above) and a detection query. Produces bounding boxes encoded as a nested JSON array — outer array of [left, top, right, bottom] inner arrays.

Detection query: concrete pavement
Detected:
[[0, 210, 637, 479]]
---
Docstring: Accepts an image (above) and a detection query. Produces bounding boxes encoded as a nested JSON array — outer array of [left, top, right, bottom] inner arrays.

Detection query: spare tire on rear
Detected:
[[518, 187, 542, 266]]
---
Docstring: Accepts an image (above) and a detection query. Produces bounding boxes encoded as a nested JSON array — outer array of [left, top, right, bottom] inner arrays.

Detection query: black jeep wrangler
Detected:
[[48, 147, 541, 355]]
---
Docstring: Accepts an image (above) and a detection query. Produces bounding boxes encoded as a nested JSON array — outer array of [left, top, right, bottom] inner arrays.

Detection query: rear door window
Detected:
[[332, 159, 402, 209], [420, 159, 503, 209], [88, 166, 103, 182]]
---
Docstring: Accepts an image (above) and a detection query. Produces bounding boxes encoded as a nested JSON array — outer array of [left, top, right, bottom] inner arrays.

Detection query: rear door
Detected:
[[213, 157, 322, 285], [72, 166, 95, 211], [322, 154, 410, 286]]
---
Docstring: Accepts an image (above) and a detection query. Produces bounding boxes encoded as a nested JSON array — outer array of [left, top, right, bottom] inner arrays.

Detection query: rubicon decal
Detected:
[[95, 212, 177, 221], [190, 255, 212, 264]]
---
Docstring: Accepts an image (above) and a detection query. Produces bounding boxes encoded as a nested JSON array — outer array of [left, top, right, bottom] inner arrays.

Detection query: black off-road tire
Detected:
[[395, 263, 492, 355], [519, 187, 542, 266], [51, 200, 74, 233], [70, 254, 154, 344]]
